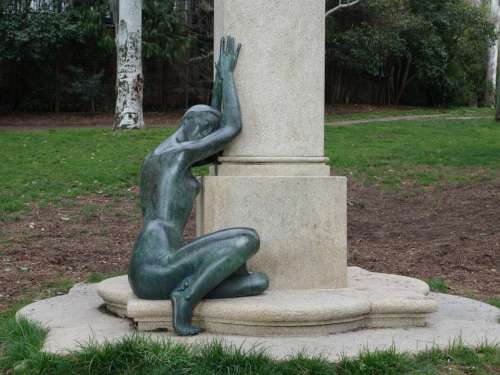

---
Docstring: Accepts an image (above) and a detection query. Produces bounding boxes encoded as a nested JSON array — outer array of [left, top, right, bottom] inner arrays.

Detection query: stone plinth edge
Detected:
[[213, 157, 332, 177], [217, 157, 329, 164], [96, 267, 438, 336]]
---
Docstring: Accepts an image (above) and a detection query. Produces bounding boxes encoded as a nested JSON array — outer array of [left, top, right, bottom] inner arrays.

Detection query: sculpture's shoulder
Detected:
[[142, 145, 190, 176]]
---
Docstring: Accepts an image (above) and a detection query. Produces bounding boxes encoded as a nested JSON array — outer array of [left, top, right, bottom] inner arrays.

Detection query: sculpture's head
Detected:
[[179, 105, 222, 141]]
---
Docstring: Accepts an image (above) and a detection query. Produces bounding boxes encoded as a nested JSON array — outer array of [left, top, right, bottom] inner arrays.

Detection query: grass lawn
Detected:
[[326, 118, 500, 188], [1, 128, 174, 216], [2, 117, 500, 217], [326, 106, 494, 122], [1, 117, 499, 373], [0, 309, 498, 374]]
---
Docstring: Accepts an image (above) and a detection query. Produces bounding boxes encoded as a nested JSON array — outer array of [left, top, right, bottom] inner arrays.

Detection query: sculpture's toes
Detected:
[[176, 324, 202, 337]]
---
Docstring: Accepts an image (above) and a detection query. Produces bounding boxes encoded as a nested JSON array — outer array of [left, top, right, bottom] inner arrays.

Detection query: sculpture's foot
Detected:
[[170, 288, 202, 336], [248, 272, 270, 295]]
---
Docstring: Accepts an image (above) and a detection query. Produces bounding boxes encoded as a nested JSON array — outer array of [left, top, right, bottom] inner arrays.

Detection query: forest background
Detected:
[[0, 0, 496, 113]]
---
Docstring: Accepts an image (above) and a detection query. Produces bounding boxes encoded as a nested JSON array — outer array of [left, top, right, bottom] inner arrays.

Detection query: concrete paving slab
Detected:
[[16, 283, 499, 360]]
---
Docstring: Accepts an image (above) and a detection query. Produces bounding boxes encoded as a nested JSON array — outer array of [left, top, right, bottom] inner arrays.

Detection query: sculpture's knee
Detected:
[[234, 228, 260, 257]]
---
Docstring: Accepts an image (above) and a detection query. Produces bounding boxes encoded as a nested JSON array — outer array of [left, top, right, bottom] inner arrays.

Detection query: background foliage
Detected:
[[326, 0, 496, 106], [0, 0, 496, 111]]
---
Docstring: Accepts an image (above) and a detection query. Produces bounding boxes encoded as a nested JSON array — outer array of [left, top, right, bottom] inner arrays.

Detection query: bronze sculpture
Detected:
[[128, 36, 269, 336]]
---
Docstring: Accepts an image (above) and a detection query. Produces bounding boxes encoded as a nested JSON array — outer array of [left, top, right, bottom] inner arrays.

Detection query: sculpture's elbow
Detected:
[[221, 119, 241, 139]]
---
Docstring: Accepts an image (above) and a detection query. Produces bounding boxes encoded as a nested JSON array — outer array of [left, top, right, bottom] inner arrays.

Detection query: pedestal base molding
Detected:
[[97, 267, 438, 336]]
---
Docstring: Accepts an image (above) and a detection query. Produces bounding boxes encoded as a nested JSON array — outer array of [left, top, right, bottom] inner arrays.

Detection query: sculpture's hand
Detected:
[[211, 36, 239, 110], [218, 36, 241, 75]]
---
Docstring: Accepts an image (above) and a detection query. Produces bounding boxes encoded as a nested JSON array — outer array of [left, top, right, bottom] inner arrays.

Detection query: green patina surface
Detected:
[[128, 37, 268, 336]]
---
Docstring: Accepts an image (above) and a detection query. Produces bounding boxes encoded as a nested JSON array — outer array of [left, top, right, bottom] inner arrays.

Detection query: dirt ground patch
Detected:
[[348, 182, 499, 300], [0, 182, 498, 310], [326, 104, 420, 116], [0, 106, 419, 130], [0, 112, 183, 130]]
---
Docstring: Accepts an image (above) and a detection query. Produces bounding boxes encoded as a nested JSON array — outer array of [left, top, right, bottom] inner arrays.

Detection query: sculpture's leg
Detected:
[[169, 228, 267, 335], [205, 272, 269, 299], [234, 264, 251, 276]]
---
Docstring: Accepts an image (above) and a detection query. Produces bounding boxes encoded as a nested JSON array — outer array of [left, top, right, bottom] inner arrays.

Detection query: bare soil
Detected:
[[0, 112, 183, 130], [348, 181, 499, 299], [326, 104, 422, 116], [0, 182, 498, 310], [0, 106, 422, 130]]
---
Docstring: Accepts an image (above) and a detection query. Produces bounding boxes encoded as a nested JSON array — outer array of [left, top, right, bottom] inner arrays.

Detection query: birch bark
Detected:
[[486, 0, 499, 105], [113, 0, 144, 130]]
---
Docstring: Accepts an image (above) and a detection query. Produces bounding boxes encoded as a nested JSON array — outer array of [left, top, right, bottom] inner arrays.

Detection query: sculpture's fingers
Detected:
[[236, 44, 242, 62], [220, 36, 226, 57], [227, 36, 234, 55]]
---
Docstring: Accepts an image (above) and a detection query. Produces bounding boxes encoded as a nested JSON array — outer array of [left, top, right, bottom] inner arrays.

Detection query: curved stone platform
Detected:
[[16, 281, 499, 358], [96, 267, 438, 336]]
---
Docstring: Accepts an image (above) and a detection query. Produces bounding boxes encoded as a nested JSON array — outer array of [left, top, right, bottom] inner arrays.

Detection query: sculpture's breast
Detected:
[[186, 174, 201, 194]]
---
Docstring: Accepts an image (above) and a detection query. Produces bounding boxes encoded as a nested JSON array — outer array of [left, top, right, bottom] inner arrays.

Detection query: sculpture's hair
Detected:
[[184, 105, 221, 119], [180, 105, 222, 138]]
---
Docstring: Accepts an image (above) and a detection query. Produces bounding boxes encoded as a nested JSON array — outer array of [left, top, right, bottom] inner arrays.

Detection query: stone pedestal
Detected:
[[94, 0, 438, 337], [198, 0, 348, 290], [197, 176, 347, 290], [96, 268, 438, 335]]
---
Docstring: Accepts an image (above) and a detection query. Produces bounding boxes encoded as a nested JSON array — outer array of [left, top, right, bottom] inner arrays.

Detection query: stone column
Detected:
[[213, 0, 329, 177], [198, 0, 347, 290]]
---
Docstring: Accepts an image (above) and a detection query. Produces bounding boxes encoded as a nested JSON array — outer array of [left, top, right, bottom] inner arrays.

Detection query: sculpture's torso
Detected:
[[131, 140, 199, 268]]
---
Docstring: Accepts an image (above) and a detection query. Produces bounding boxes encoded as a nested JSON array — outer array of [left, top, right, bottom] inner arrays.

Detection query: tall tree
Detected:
[[496, 40, 500, 121], [484, 0, 499, 106], [326, 0, 495, 106], [110, 0, 144, 130]]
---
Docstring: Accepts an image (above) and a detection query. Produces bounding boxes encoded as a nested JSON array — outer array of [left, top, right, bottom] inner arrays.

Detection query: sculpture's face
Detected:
[[180, 107, 221, 142]]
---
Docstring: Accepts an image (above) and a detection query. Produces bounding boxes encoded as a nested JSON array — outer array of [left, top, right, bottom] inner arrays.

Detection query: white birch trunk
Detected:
[[486, 0, 499, 103], [114, 0, 144, 130]]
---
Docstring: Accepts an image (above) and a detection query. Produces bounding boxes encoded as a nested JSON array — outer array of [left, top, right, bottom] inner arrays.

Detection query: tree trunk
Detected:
[[54, 61, 61, 113], [395, 54, 412, 105], [485, 0, 499, 106], [161, 61, 167, 112], [113, 0, 144, 130], [495, 40, 500, 121], [183, 0, 194, 109]]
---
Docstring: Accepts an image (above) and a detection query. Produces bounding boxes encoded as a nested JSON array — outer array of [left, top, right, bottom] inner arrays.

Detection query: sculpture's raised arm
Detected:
[[218, 36, 242, 134], [184, 36, 242, 164], [210, 70, 223, 112]]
